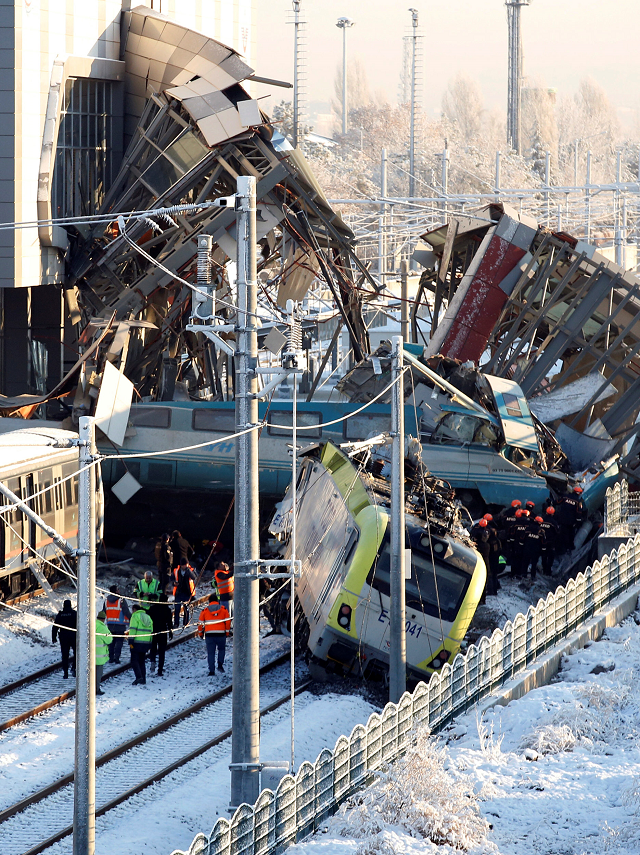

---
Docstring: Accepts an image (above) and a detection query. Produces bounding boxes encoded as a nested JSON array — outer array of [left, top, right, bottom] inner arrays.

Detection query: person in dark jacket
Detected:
[[510, 510, 531, 578], [170, 530, 194, 569], [155, 533, 173, 595], [539, 506, 559, 575], [52, 599, 77, 679], [554, 487, 586, 551], [482, 513, 501, 593], [523, 516, 544, 580], [148, 593, 173, 676], [173, 561, 196, 627], [470, 519, 491, 603]]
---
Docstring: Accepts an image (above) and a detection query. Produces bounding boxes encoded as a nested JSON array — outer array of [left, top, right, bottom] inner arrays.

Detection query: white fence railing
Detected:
[[171, 532, 640, 855], [605, 481, 640, 536]]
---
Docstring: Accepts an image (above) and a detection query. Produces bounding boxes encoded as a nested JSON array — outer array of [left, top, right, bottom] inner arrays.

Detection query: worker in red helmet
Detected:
[[511, 500, 522, 509], [511, 509, 531, 578], [525, 500, 536, 511], [481, 514, 502, 593], [470, 518, 491, 603], [554, 485, 586, 552], [538, 508, 559, 575], [522, 512, 543, 581]]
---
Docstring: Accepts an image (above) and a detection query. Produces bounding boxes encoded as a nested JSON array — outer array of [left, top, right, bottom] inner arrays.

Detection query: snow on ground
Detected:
[[289, 609, 640, 855], [40, 693, 378, 855]]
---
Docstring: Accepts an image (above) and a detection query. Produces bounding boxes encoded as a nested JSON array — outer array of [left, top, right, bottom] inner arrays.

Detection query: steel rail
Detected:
[[0, 594, 211, 727], [10, 669, 311, 855]]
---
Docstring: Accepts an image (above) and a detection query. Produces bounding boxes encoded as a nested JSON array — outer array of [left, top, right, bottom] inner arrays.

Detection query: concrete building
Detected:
[[0, 0, 255, 398]]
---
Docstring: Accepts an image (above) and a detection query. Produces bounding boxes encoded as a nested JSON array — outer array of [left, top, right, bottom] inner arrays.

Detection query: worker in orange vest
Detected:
[[213, 561, 235, 617], [173, 561, 196, 628], [197, 593, 231, 675], [102, 584, 131, 664]]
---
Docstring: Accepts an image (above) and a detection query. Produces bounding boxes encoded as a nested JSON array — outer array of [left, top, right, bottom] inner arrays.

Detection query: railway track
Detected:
[[0, 655, 309, 855], [0, 595, 212, 731]]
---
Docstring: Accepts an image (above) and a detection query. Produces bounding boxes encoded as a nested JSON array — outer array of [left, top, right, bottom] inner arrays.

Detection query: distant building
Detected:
[[0, 0, 254, 397]]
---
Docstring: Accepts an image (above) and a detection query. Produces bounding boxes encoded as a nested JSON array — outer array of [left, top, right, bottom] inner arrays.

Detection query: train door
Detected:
[[5, 476, 24, 574], [27, 474, 36, 555]]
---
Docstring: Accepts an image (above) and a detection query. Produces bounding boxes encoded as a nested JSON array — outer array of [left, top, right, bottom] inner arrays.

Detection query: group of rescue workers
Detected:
[[469, 485, 586, 603], [52, 529, 236, 692]]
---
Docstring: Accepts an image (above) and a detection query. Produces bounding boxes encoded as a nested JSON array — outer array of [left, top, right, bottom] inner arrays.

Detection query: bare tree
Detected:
[[441, 75, 483, 145]]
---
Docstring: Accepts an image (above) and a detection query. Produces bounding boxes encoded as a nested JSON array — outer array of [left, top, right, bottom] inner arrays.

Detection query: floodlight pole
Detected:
[[73, 416, 97, 855], [409, 8, 419, 198], [230, 175, 261, 809], [336, 17, 354, 135], [389, 336, 406, 704], [292, 0, 301, 147]]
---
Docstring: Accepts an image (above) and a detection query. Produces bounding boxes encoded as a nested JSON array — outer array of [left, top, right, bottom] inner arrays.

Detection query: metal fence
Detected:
[[604, 480, 640, 536], [171, 532, 640, 855]]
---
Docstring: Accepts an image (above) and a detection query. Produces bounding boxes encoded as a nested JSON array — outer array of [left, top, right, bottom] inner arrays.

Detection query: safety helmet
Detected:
[[521, 509, 530, 517], [525, 500, 536, 509], [511, 499, 522, 508], [478, 519, 488, 527], [535, 516, 543, 524], [546, 506, 556, 515], [573, 486, 584, 494], [515, 509, 524, 518], [483, 513, 493, 521]]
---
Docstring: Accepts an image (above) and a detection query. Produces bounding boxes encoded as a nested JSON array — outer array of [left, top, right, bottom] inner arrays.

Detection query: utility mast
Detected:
[[506, 0, 530, 155], [291, 0, 306, 148]]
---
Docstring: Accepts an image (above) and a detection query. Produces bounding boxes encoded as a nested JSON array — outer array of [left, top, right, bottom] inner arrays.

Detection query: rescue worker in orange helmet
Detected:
[[213, 561, 235, 617], [197, 593, 231, 675]]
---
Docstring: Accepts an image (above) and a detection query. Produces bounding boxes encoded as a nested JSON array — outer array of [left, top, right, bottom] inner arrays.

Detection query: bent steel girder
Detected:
[[483, 229, 640, 439], [66, 91, 369, 394]]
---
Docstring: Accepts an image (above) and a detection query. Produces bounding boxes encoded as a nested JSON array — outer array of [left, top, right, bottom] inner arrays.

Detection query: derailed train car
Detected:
[[269, 438, 485, 685], [0, 426, 103, 600]]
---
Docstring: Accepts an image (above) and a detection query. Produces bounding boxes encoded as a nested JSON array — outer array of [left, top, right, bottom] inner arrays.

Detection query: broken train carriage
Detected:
[[268, 439, 486, 684]]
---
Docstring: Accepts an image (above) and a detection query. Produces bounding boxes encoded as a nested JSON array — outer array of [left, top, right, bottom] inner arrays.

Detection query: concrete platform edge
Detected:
[[476, 583, 640, 715]]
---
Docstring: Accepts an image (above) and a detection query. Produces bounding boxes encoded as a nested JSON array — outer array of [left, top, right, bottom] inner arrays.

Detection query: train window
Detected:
[[192, 410, 236, 433], [65, 478, 73, 506], [54, 478, 63, 511], [268, 411, 322, 438], [129, 407, 172, 428], [42, 481, 53, 515], [366, 540, 469, 623], [147, 461, 173, 484], [344, 414, 390, 441]]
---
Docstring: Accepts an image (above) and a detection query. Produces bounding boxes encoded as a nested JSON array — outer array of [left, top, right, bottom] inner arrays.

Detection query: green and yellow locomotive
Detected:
[[270, 438, 486, 684]]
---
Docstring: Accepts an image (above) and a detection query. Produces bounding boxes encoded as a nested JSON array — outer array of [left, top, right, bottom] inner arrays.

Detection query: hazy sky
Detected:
[[254, 0, 640, 127]]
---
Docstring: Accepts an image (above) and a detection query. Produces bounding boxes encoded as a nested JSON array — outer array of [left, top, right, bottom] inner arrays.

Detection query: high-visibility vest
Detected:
[[95, 619, 113, 665], [173, 567, 196, 597], [129, 609, 153, 644], [105, 597, 126, 624], [198, 603, 231, 636], [136, 578, 160, 609], [214, 569, 234, 597]]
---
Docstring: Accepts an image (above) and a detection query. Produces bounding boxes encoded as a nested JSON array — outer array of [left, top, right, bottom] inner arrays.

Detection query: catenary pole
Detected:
[[389, 336, 406, 704], [73, 416, 97, 855], [400, 261, 409, 343], [292, 0, 301, 148], [409, 9, 418, 198], [231, 175, 260, 808]]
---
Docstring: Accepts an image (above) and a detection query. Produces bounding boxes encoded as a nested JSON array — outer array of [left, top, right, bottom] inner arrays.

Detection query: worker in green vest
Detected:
[[95, 610, 113, 696], [135, 570, 160, 610], [128, 603, 153, 685]]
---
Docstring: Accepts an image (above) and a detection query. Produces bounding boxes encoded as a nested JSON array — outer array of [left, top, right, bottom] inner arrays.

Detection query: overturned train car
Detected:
[[270, 440, 485, 684]]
